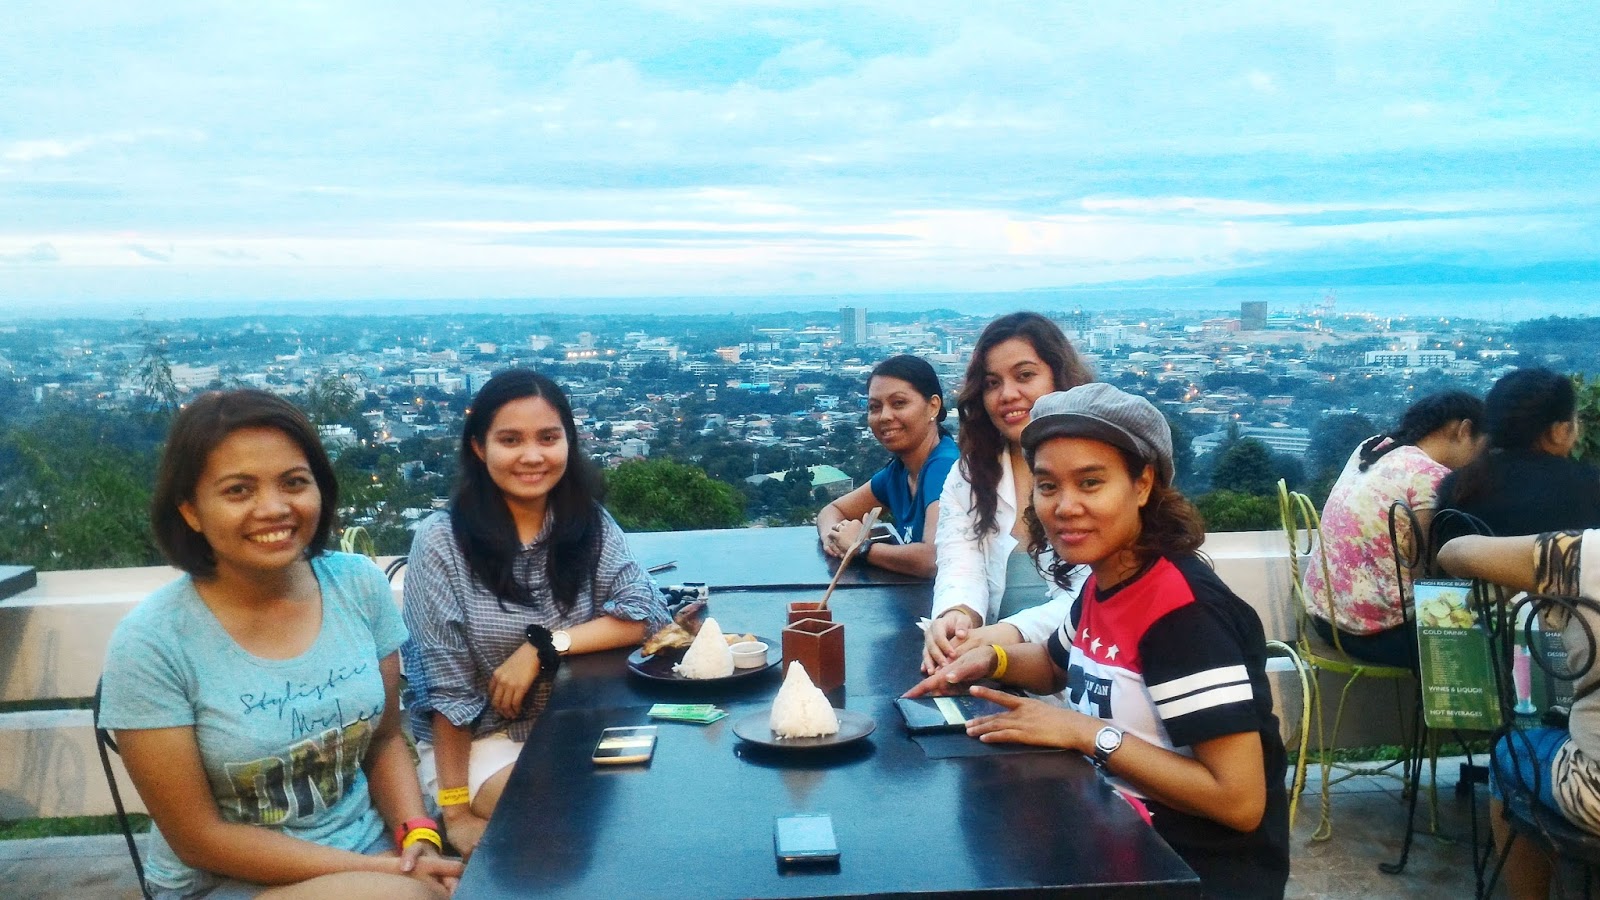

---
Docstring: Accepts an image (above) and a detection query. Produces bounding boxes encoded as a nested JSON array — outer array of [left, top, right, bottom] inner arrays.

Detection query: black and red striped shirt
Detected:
[[1047, 554, 1289, 899]]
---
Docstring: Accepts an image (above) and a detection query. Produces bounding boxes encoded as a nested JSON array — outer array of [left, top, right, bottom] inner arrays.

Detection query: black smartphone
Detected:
[[592, 725, 657, 765], [774, 814, 839, 864], [895, 695, 1010, 733]]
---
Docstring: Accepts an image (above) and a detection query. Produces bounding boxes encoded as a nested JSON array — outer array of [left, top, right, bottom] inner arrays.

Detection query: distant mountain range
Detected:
[[1209, 260, 1600, 288]]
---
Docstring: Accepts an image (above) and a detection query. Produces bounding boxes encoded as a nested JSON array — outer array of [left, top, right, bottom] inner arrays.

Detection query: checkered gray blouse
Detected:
[[401, 509, 668, 743]]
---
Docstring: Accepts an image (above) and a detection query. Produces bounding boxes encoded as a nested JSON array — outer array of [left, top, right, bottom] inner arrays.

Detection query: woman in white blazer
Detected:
[[923, 312, 1095, 673]]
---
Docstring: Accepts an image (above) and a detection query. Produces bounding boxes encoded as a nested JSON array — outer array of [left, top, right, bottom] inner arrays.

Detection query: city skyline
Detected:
[[3, 3, 1599, 308]]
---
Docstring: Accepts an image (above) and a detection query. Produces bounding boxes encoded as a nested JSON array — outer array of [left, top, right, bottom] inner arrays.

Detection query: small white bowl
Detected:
[[729, 640, 769, 669]]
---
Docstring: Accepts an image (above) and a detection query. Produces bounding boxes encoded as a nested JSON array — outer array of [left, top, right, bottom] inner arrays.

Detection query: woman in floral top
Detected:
[[1303, 391, 1483, 668]]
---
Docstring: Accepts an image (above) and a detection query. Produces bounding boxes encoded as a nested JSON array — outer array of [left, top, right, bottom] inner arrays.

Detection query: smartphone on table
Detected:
[[592, 725, 657, 765], [774, 814, 840, 865], [894, 694, 1010, 733]]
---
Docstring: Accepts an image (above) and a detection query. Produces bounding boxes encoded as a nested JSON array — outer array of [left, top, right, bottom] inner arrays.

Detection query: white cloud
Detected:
[[1, 128, 203, 164], [0, 2, 1597, 302]]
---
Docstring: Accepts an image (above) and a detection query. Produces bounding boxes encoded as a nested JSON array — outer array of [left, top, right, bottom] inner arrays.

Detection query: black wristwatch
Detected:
[[524, 623, 563, 676], [855, 539, 873, 563]]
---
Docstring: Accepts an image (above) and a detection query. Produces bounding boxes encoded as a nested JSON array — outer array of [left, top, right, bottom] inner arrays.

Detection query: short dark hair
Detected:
[[151, 389, 338, 576], [870, 354, 949, 430]]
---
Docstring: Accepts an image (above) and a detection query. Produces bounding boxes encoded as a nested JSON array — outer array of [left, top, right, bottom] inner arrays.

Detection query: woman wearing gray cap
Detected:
[[908, 383, 1289, 898]]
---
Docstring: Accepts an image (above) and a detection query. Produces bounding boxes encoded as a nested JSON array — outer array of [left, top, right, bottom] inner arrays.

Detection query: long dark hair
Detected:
[[453, 369, 605, 613], [955, 312, 1093, 537], [1025, 444, 1207, 589], [1358, 390, 1484, 472], [152, 389, 338, 577], [869, 354, 950, 438], [1450, 368, 1576, 509]]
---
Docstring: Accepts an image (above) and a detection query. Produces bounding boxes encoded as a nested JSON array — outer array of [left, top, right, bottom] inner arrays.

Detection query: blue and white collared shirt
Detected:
[[401, 508, 667, 743]]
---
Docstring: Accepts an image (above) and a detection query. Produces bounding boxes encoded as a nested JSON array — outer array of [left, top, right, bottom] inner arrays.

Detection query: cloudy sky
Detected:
[[2, 1, 1598, 307]]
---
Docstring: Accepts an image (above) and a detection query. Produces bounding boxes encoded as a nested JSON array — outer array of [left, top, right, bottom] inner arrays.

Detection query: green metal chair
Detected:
[[1267, 638, 1313, 831], [1278, 479, 1419, 842]]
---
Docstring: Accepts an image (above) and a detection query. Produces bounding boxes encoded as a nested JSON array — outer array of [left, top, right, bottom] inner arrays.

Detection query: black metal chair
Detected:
[[1481, 588, 1600, 899], [1380, 501, 1502, 873], [91, 678, 152, 900]]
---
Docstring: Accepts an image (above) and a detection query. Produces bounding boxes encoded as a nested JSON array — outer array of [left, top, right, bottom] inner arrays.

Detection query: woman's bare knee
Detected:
[[470, 763, 515, 817]]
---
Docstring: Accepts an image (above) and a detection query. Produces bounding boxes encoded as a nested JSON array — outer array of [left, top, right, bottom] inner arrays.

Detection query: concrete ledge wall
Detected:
[[1203, 530, 1418, 755], [0, 710, 140, 819], [1, 535, 1412, 818]]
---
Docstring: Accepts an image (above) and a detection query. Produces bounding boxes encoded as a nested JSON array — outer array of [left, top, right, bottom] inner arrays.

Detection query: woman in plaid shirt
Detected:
[[401, 370, 668, 859]]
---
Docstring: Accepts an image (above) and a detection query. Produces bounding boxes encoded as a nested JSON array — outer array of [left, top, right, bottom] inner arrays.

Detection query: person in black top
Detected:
[[907, 383, 1289, 899], [1435, 368, 1600, 543]]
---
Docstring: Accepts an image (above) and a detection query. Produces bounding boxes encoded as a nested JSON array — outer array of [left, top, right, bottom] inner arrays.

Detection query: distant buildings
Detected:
[[839, 306, 866, 345], [1192, 426, 1313, 457], [169, 363, 219, 389], [746, 464, 854, 499], [1363, 350, 1457, 369], [1241, 301, 1268, 331]]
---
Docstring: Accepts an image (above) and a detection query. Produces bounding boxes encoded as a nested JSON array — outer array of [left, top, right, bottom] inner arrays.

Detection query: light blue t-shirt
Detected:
[[99, 552, 407, 897], [868, 433, 959, 543]]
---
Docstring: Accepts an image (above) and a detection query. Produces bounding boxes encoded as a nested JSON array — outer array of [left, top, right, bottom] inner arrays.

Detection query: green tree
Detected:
[[1210, 438, 1276, 496], [1194, 489, 1281, 532], [134, 332, 181, 415], [1307, 413, 1376, 478], [1574, 374, 1600, 464], [305, 374, 360, 428], [1161, 410, 1196, 489], [606, 459, 745, 532], [1271, 452, 1305, 492], [0, 414, 161, 570]]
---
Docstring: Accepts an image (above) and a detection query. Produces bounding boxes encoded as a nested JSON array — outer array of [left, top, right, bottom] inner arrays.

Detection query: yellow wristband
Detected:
[[401, 827, 443, 852], [990, 643, 1009, 680], [437, 786, 470, 807]]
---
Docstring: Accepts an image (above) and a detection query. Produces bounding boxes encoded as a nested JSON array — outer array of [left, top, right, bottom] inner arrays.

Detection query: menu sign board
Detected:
[[1414, 579, 1502, 732]]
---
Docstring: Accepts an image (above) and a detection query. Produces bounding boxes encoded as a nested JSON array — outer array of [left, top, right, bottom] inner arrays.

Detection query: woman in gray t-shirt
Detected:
[[100, 389, 460, 899]]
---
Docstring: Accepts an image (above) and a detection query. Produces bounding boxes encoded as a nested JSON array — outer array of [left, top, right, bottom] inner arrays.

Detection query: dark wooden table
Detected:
[[625, 525, 923, 591], [457, 552, 1200, 898]]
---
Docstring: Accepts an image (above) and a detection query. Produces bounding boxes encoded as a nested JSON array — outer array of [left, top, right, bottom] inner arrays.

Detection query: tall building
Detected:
[[839, 306, 867, 345], [1240, 301, 1268, 331]]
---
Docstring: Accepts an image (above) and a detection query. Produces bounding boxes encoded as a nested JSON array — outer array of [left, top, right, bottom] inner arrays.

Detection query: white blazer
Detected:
[[931, 451, 1087, 644]]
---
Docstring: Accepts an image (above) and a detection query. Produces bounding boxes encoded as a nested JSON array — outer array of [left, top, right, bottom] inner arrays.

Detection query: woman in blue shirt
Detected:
[[100, 390, 461, 899], [817, 355, 958, 578]]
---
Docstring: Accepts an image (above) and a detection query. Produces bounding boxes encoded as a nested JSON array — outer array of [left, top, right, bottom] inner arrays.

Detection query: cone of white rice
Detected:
[[672, 616, 735, 679], [769, 661, 840, 738]]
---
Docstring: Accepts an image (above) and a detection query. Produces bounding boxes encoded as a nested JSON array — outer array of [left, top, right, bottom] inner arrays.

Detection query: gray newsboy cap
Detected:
[[1020, 383, 1174, 484]]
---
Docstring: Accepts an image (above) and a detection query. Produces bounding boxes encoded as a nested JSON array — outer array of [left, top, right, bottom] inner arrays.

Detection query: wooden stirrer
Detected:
[[818, 506, 881, 611]]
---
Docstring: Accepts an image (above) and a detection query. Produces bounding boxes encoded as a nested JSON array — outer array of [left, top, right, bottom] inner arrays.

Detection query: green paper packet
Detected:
[[649, 703, 716, 717], [648, 703, 727, 724]]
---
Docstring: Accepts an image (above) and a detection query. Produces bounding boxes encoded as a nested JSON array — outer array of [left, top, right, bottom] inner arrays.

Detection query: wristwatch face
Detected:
[[1095, 726, 1123, 757], [552, 630, 572, 654]]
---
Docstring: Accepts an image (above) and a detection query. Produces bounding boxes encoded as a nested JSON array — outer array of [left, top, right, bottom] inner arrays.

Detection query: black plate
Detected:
[[731, 707, 876, 749], [626, 635, 779, 684]]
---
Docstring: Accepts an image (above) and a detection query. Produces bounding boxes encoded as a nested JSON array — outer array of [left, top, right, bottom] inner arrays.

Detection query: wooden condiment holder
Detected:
[[782, 617, 845, 692]]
